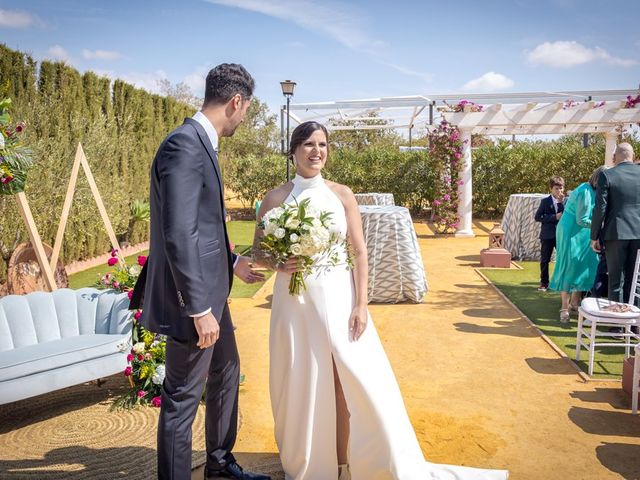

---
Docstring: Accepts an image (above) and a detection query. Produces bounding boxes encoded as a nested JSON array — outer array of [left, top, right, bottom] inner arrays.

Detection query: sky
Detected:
[[1, 0, 639, 120]]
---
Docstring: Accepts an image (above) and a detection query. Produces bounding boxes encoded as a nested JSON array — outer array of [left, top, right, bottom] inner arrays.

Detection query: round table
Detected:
[[359, 205, 428, 303], [501, 193, 548, 261], [354, 193, 395, 206]]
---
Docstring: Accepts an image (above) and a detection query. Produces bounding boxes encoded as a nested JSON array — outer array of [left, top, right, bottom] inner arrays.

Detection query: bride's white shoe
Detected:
[[338, 464, 351, 480]]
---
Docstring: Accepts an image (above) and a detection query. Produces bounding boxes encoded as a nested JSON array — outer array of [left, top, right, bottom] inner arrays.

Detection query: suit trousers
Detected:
[[157, 304, 239, 480], [604, 239, 640, 304], [540, 238, 556, 285]]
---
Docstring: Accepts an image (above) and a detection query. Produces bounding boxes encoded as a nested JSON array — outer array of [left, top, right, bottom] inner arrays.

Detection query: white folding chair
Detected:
[[576, 249, 640, 376], [633, 343, 640, 415]]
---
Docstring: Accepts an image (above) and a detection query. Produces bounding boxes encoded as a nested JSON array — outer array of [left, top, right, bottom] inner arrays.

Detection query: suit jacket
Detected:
[[534, 195, 563, 240], [591, 162, 640, 242], [130, 118, 235, 341]]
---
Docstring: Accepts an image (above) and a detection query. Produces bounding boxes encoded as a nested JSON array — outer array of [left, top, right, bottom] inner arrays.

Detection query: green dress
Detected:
[[549, 182, 599, 292]]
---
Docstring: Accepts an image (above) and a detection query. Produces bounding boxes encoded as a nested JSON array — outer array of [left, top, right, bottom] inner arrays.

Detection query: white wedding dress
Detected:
[[269, 174, 508, 480]]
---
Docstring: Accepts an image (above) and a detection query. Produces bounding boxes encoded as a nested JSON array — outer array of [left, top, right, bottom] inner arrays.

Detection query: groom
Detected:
[[130, 64, 268, 480]]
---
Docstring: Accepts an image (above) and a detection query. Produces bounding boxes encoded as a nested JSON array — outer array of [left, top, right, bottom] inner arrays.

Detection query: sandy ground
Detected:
[[195, 220, 640, 480]]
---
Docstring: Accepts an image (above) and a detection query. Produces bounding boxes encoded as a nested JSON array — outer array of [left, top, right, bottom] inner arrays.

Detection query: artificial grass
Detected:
[[482, 261, 626, 379], [68, 221, 271, 298]]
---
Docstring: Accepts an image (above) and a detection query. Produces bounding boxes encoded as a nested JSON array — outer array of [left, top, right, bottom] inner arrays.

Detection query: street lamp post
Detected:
[[280, 80, 296, 181]]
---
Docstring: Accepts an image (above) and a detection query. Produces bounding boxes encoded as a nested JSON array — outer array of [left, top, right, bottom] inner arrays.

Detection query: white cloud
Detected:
[[82, 49, 123, 61], [47, 45, 71, 62], [119, 70, 169, 94], [527, 41, 637, 68], [385, 62, 433, 83], [461, 72, 514, 92], [205, 0, 433, 85], [182, 66, 209, 96], [205, 0, 385, 53], [0, 9, 34, 28]]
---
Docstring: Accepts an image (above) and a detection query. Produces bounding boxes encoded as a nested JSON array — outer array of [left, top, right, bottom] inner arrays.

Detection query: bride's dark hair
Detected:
[[287, 121, 329, 163]]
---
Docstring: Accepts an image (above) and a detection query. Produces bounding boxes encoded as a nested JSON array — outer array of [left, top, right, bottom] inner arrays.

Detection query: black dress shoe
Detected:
[[205, 461, 271, 480]]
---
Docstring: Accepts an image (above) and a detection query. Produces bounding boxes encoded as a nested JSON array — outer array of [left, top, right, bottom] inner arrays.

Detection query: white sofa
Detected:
[[0, 287, 132, 404]]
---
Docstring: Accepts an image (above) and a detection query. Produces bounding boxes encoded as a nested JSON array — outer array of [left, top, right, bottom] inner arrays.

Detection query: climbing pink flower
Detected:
[[137, 390, 146, 398], [151, 396, 162, 407], [107, 257, 118, 267], [124, 366, 132, 376], [137, 255, 147, 266]]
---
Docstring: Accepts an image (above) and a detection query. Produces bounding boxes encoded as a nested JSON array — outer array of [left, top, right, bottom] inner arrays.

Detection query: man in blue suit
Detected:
[[131, 64, 268, 480], [534, 176, 565, 291]]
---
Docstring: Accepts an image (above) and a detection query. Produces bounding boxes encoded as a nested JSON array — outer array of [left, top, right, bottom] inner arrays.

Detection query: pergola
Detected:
[[284, 89, 640, 236]]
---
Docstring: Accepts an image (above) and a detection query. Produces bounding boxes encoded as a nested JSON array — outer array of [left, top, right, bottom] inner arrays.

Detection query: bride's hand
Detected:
[[277, 256, 302, 274], [349, 305, 368, 341]]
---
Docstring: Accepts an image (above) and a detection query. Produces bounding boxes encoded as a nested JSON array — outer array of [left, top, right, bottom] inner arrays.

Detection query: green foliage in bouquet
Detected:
[[0, 98, 34, 195]]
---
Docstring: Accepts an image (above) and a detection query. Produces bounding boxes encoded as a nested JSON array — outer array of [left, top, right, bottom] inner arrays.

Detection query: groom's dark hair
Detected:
[[203, 63, 255, 106]]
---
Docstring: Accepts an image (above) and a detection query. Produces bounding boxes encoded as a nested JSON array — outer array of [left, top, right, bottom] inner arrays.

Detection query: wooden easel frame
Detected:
[[14, 143, 122, 292]]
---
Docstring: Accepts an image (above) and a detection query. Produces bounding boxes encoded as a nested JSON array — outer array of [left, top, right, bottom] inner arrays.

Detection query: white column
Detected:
[[604, 131, 617, 167], [455, 127, 474, 237]]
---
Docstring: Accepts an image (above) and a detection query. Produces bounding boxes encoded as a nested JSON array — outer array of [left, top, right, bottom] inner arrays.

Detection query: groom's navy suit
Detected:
[[131, 116, 239, 479]]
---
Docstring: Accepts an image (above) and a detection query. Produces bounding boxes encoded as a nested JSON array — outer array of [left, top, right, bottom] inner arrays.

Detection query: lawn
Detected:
[[68, 221, 272, 298], [481, 261, 626, 379]]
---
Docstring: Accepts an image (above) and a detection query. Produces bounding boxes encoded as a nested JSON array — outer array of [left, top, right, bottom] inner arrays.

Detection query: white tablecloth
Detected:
[[359, 205, 428, 303], [501, 193, 547, 261], [355, 193, 395, 206]]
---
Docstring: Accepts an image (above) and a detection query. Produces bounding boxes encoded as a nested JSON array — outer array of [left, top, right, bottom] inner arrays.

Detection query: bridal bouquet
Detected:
[[258, 197, 352, 296]]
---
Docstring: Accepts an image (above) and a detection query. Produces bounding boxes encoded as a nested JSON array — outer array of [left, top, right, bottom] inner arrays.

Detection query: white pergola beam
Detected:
[[328, 124, 413, 131], [472, 124, 622, 135], [441, 107, 640, 129]]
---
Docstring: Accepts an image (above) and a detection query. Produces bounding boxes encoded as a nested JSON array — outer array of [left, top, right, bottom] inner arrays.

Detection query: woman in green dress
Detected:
[[550, 166, 607, 323]]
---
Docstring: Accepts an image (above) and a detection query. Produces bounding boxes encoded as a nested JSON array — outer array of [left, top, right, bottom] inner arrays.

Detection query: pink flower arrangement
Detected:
[[456, 100, 483, 112], [428, 119, 466, 233], [151, 396, 162, 407], [624, 94, 640, 109], [95, 250, 164, 410]]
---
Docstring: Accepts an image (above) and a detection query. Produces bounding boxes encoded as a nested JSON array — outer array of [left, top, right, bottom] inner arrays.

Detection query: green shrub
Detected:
[[225, 153, 286, 208]]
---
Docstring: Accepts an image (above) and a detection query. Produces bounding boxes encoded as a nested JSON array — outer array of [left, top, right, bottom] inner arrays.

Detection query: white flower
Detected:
[[0, 134, 4, 150], [128, 265, 141, 276], [299, 235, 317, 256], [264, 220, 277, 236], [151, 364, 166, 385], [289, 233, 299, 243], [285, 217, 300, 229], [311, 218, 322, 227], [274, 228, 286, 239], [132, 342, 146, 354], [290, 243, 302, 255]]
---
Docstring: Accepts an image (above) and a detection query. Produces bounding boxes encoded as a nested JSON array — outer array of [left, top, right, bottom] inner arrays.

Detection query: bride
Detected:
[[252, 121, 508, 480]]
